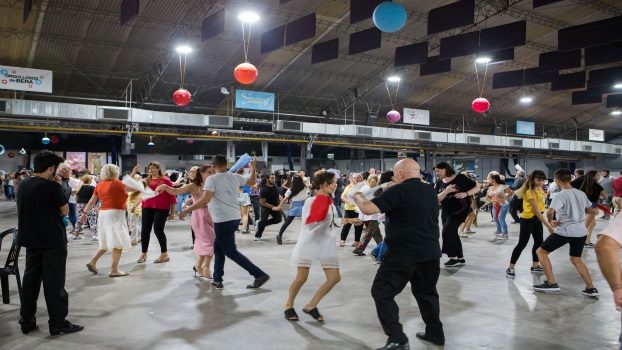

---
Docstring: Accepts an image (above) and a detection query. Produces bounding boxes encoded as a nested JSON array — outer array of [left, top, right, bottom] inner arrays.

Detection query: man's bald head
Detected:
[[393, 158, 421, 183]]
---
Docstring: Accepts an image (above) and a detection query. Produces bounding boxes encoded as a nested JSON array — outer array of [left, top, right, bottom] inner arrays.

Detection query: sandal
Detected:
[[284, 308, 299, 321], [137, 254, 147, 263], [109, 272, 130, 278], [339, 240, 345, 247], [86, 263, 98, 274], [303, 307, 324, 322]]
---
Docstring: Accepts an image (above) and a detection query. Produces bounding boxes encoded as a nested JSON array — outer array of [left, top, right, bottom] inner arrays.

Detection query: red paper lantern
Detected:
[[7, 152, 15, 158], [234, 62, 258, 85], [50, 135, 60, 144], [173, 89, 192, 106], [472, 97, 490, 113]]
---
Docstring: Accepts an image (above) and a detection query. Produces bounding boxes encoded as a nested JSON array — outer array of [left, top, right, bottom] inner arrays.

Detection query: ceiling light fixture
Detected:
[[175, 45, 193, 54], [238, 11, 260, 23], [612, 110, 622, 116], [519, 96, 533, 104], [387, 75, 401, 83], [475, 56, 492, 64], [614, 83, 622, 89]]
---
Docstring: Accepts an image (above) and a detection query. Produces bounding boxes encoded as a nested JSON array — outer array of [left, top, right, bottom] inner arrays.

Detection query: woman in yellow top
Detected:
[[339, 173, 364, 247], [506, 170, 555, 278]]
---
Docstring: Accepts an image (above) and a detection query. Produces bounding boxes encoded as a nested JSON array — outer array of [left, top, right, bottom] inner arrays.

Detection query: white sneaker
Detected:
[[498, 234, 509, 240]]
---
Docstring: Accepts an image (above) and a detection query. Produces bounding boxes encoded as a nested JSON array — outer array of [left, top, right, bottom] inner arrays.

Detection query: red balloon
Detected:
[[50, 135, 60, 144], [173, 89, 192, 106], [472, 97, 490, 113], [234, 62, 258, 85]]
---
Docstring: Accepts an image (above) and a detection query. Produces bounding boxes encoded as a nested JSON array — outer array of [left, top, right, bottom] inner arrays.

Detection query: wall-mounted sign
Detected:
[[588, 129, 604, 142], [235, 89, 275, 112], [403, 108, 430, 125], [516, 120, 535, 135], [0, 65, 53, 93]]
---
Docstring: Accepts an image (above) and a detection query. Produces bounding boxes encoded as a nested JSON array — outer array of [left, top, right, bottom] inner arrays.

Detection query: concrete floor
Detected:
[[0, 199, 619, 350]]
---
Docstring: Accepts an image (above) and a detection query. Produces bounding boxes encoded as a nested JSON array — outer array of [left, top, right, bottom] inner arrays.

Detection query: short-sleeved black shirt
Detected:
[[17, 177, 68, 249], [435, 174, 477, 216], [260, 184, 280, 206], [371, 178, 440, 262], [571, 177, 603, 202]]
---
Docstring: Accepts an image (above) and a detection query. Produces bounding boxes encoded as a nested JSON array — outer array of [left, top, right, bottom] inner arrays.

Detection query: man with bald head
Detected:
[[354, 159, 444, 349]]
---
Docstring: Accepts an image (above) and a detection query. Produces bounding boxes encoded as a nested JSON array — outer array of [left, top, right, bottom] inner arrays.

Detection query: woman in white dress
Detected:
[[80, 164, 136, 277], [284, 170, 362, 322]]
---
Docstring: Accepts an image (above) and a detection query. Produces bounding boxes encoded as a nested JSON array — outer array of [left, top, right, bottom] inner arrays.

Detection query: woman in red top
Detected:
[[80, 164, 133, 277], [137, 162, 176, 264]]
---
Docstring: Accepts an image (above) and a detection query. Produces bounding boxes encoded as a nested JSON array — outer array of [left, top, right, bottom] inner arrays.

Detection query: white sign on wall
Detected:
[[588, 129, 604, 142], [403, 108, 430, 125], [0, 65, 53, 93]]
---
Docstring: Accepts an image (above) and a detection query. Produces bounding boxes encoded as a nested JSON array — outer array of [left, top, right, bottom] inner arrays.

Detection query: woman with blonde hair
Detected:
[[157, 165, 216, 279], [73, 174, 98, 240], [80, 164, 135, 277], [127, 174, 143, 246], [138, 161, 176, 264]]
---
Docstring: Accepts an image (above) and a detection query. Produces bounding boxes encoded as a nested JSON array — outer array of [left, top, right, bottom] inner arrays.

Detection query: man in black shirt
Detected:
[[254, 173, 282, 240], [17, 150, 84, 336], [354, 158, 444, 349]]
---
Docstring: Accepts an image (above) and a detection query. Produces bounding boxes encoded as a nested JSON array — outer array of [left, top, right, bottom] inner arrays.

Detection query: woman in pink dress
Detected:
[[157, 164, 216, 279]]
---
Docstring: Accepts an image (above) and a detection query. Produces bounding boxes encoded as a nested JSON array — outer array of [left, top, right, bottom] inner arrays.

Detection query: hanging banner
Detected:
[[226, 141, 236, 163], [588, 129, 604, 142], [0, 65, 53, 93], [403, 108, 430, 125], [235, 89, 275, 112], [261, 141, 268, 164]]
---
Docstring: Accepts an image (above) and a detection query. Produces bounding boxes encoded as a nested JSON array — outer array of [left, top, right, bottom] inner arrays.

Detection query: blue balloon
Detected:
[[42, 137, 50, 145], [373, 2, 408, 33]]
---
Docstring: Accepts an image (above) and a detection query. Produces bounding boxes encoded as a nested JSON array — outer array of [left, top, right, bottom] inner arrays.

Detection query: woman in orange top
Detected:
[[80, 164, 136, 277]]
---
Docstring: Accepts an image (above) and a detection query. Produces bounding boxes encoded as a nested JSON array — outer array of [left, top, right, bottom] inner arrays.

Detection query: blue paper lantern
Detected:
[[373, 2, 408, 33], [42, 136, 50, 145]]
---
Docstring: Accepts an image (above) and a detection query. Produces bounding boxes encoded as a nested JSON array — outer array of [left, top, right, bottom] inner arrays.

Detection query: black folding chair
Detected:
[[0, 228, 21, 304]]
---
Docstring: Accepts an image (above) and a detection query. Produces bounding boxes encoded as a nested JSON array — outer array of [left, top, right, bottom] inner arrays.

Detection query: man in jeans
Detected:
[[181, 155, 270, 290], [254, 173, 282, 241], [599, 170, 614, 220], [17, 150, 84, 335]]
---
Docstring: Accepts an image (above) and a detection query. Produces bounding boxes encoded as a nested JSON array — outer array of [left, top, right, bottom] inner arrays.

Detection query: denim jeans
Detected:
[[493, 203, 509, 234]]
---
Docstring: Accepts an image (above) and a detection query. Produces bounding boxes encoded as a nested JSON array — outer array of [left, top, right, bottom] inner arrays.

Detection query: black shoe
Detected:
[[581, 287, 599, 297], [533, 281, 560, 292], [444, 258, 464, 268], [376, 342, 410, 350], [247, 274, 270, 289], [276, 235, 282, 245], [49, 321, 84, 335], [20, 323, 38, 335], [211, 281, 224, 289], [416, 332, 445, 346]]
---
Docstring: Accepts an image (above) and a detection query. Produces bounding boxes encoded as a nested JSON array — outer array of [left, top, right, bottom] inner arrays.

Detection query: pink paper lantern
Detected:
[[472, 97, 490, 113], [386, 109, 401, 123], [173, 89, 192, 106]]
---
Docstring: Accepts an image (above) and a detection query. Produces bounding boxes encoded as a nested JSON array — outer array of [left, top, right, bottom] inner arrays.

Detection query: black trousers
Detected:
[[510, 217, 543, 264], [340, 209, 363, 241], [509, 195, 521, 223], [20, 246, 68, 327], [255, 207, 282, 238], [250, 196, 261, 222], [371, 256, 444, 344], [278, 215, 296, 237], [141, 208, 169, 253], [441, 212, 468, 258]]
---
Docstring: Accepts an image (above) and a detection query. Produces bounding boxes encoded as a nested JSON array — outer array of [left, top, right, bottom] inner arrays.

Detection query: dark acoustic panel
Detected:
[[587, 67, 622, 88], [120, 0, 139, 25], [23, 0, 32, 23], [201, 10, 225, 41], [559, 16, 622, 52], [586, 86, 617, 95], [479, 21, 526, 52], [311, 39, 339, 64], [585, 43, 622, 66], [420, 56, 451, 76], [350, 0, 384, 24], [572, 91, 602, 105], [394, 42, 428, 67], [492, 69, 524, 89], [427, 0, 475, 35], [533, 0, 564, 8], [551, 72, 585, 91], [285, 13, 316, 45], [538, 50, 581, 72], [439, 31, 479, 59], [261, 25, 286, 54], [524, 68, 558, 85], [348, 27, 382, 55], [607, 94, 622, 108], [280, 0, 293, 3]]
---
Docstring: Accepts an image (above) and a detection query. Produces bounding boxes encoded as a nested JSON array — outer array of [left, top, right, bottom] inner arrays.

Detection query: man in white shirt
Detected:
[[181, 155, 269, 290], [534, 168, 598, 296]]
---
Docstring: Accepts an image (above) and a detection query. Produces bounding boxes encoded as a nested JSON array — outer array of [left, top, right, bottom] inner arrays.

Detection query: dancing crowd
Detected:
[[10, 150, 622, 349]]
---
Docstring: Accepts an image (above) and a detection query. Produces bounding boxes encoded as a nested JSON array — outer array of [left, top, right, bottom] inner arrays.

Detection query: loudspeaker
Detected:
[[120, 154, 137, 175], [366, 112, 378, 126]]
